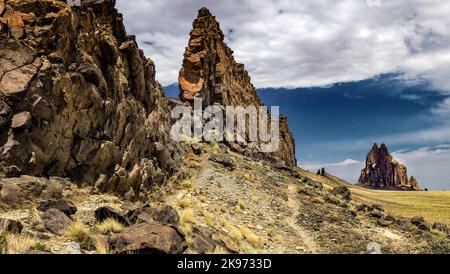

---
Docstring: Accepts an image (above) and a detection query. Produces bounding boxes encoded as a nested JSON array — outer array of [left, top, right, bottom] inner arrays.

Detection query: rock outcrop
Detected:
[[0, 0, 179, 198], [358, 144, 419, 190], [178, 7, 297, 167]]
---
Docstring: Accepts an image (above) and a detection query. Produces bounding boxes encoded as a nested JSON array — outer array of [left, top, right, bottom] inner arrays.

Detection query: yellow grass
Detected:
[[296, 167, 450, 226], [351, 187, 450, 226], [5, 234, 36, 254], [95, 219, 124, 234], [64, 222, 91, 245]]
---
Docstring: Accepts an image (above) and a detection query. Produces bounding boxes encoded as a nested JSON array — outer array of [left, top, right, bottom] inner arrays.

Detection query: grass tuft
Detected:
[[95, 219, 124, 235]]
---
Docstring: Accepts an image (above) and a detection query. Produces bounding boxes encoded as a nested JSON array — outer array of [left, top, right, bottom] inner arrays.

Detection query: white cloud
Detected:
[[116, 0, 450, 89], [302, 159, 363, 184]]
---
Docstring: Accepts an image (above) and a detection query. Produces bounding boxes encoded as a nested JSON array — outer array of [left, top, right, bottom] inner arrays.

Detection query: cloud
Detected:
[[392, 146, 450, 190], [302, 159, 363, 184], [116, 0, 450, 89]]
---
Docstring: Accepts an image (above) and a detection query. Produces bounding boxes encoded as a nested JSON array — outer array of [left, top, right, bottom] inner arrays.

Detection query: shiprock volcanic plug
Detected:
[[358, 144, 420, 191], [0, 1, 448, 254]]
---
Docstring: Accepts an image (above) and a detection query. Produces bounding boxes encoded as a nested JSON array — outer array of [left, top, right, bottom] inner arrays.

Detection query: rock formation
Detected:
[[358, 143, 419, 190], [0, 0, 179, 198], [178, 7, 297, 167]]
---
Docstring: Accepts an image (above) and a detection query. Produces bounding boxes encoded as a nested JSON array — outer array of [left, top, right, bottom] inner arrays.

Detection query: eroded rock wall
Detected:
[[179, 7, 297, 167], [0, 0, 179, 199]]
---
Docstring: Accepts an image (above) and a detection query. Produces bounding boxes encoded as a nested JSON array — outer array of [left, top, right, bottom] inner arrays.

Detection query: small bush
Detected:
[[240, 227, 262, 247], [95, 219, 124, 235], [64, 222, 92, 248], [180, 209, 196, 224], [204, 212, 215, 227], [179, 198, 192, 209]]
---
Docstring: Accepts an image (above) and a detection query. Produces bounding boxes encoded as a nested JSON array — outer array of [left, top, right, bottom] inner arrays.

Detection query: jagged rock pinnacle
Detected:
[[358, 143, 420, 190], [178, 7, 297, 167]]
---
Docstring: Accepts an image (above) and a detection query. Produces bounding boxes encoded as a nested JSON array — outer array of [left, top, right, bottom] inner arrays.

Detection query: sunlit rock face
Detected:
[[0, 0, 179, 198], [178, 7, 297, 167]]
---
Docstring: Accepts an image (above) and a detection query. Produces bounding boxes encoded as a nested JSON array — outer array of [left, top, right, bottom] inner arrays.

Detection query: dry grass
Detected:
[[179, 209, 196, 236], [5, 234, 36, 254], [351, 188, 450, 226], [297, 166, 450, 226], [178, 197, 193, 209], [64, 222, 91, 247], [95, 219, 124, 234], [240, 227, 263, 247], [203, 212, 214, 227]]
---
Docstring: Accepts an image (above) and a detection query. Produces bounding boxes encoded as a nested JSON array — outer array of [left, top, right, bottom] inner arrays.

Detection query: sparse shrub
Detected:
[[179, 197, 193, 209], [64, 222, 92, 249], [228, 226, 242, 241], [95, 219, 124, 234], [5, 234, 36, 254], [180, 208, 196, 229], [203, 212, 214, 227], [240, 227, 262, 247]]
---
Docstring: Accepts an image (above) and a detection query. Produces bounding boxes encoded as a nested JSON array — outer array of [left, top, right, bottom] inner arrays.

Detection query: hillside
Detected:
[[1, 141, 449, 254]]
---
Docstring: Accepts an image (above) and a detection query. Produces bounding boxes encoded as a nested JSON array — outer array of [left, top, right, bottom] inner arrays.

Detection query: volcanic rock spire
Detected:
[[178, 7, 297, 167], [358, 143, 420, 190]]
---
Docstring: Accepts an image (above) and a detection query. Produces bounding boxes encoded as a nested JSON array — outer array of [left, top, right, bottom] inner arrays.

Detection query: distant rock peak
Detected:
[[358, 143, 420, 191]]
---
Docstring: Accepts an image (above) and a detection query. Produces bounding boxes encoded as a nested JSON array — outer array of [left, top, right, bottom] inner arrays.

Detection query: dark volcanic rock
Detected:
[[43, 208, 73, 234], [411, 216, 430, 231], [109, 223, 187, 254], [178, 7, 296, 167], [37, 199, 77, 217], [94, 206, 133, 226], [332, 186, 351, 201], [0, 0, 179, 197], [358, 143, 419, 190], [136, 204, 180, 226], [0, 218, 23, 234]]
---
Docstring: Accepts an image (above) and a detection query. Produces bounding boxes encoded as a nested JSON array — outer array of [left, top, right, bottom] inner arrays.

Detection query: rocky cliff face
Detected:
[[358, 144, 419, 190], [0, 0, 179, 199], [178, 8, 297, 167]]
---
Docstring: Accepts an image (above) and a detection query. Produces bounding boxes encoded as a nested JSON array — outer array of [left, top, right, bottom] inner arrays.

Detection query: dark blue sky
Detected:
[[164, 75, 450, 190]]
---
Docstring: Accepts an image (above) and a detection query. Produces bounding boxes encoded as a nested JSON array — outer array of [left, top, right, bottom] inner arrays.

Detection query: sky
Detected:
[[117, 0, 450, 190]]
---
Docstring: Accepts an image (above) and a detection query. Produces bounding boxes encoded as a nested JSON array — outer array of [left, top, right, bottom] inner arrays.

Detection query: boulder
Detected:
[[109, 223, 187, 254], [191, 226, 219, 254], [210, 155, 236, 171], [42, 208, 73, 234], [191, 144, 203, 155], [332, 186, 351, 201], [411, 216, 430, 231], [136, 205, 179, 226], [94, 206, 132, 226], [432, 223, 448, 234], [0, 218, 23, 234], [37, 199, 77, 217]]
